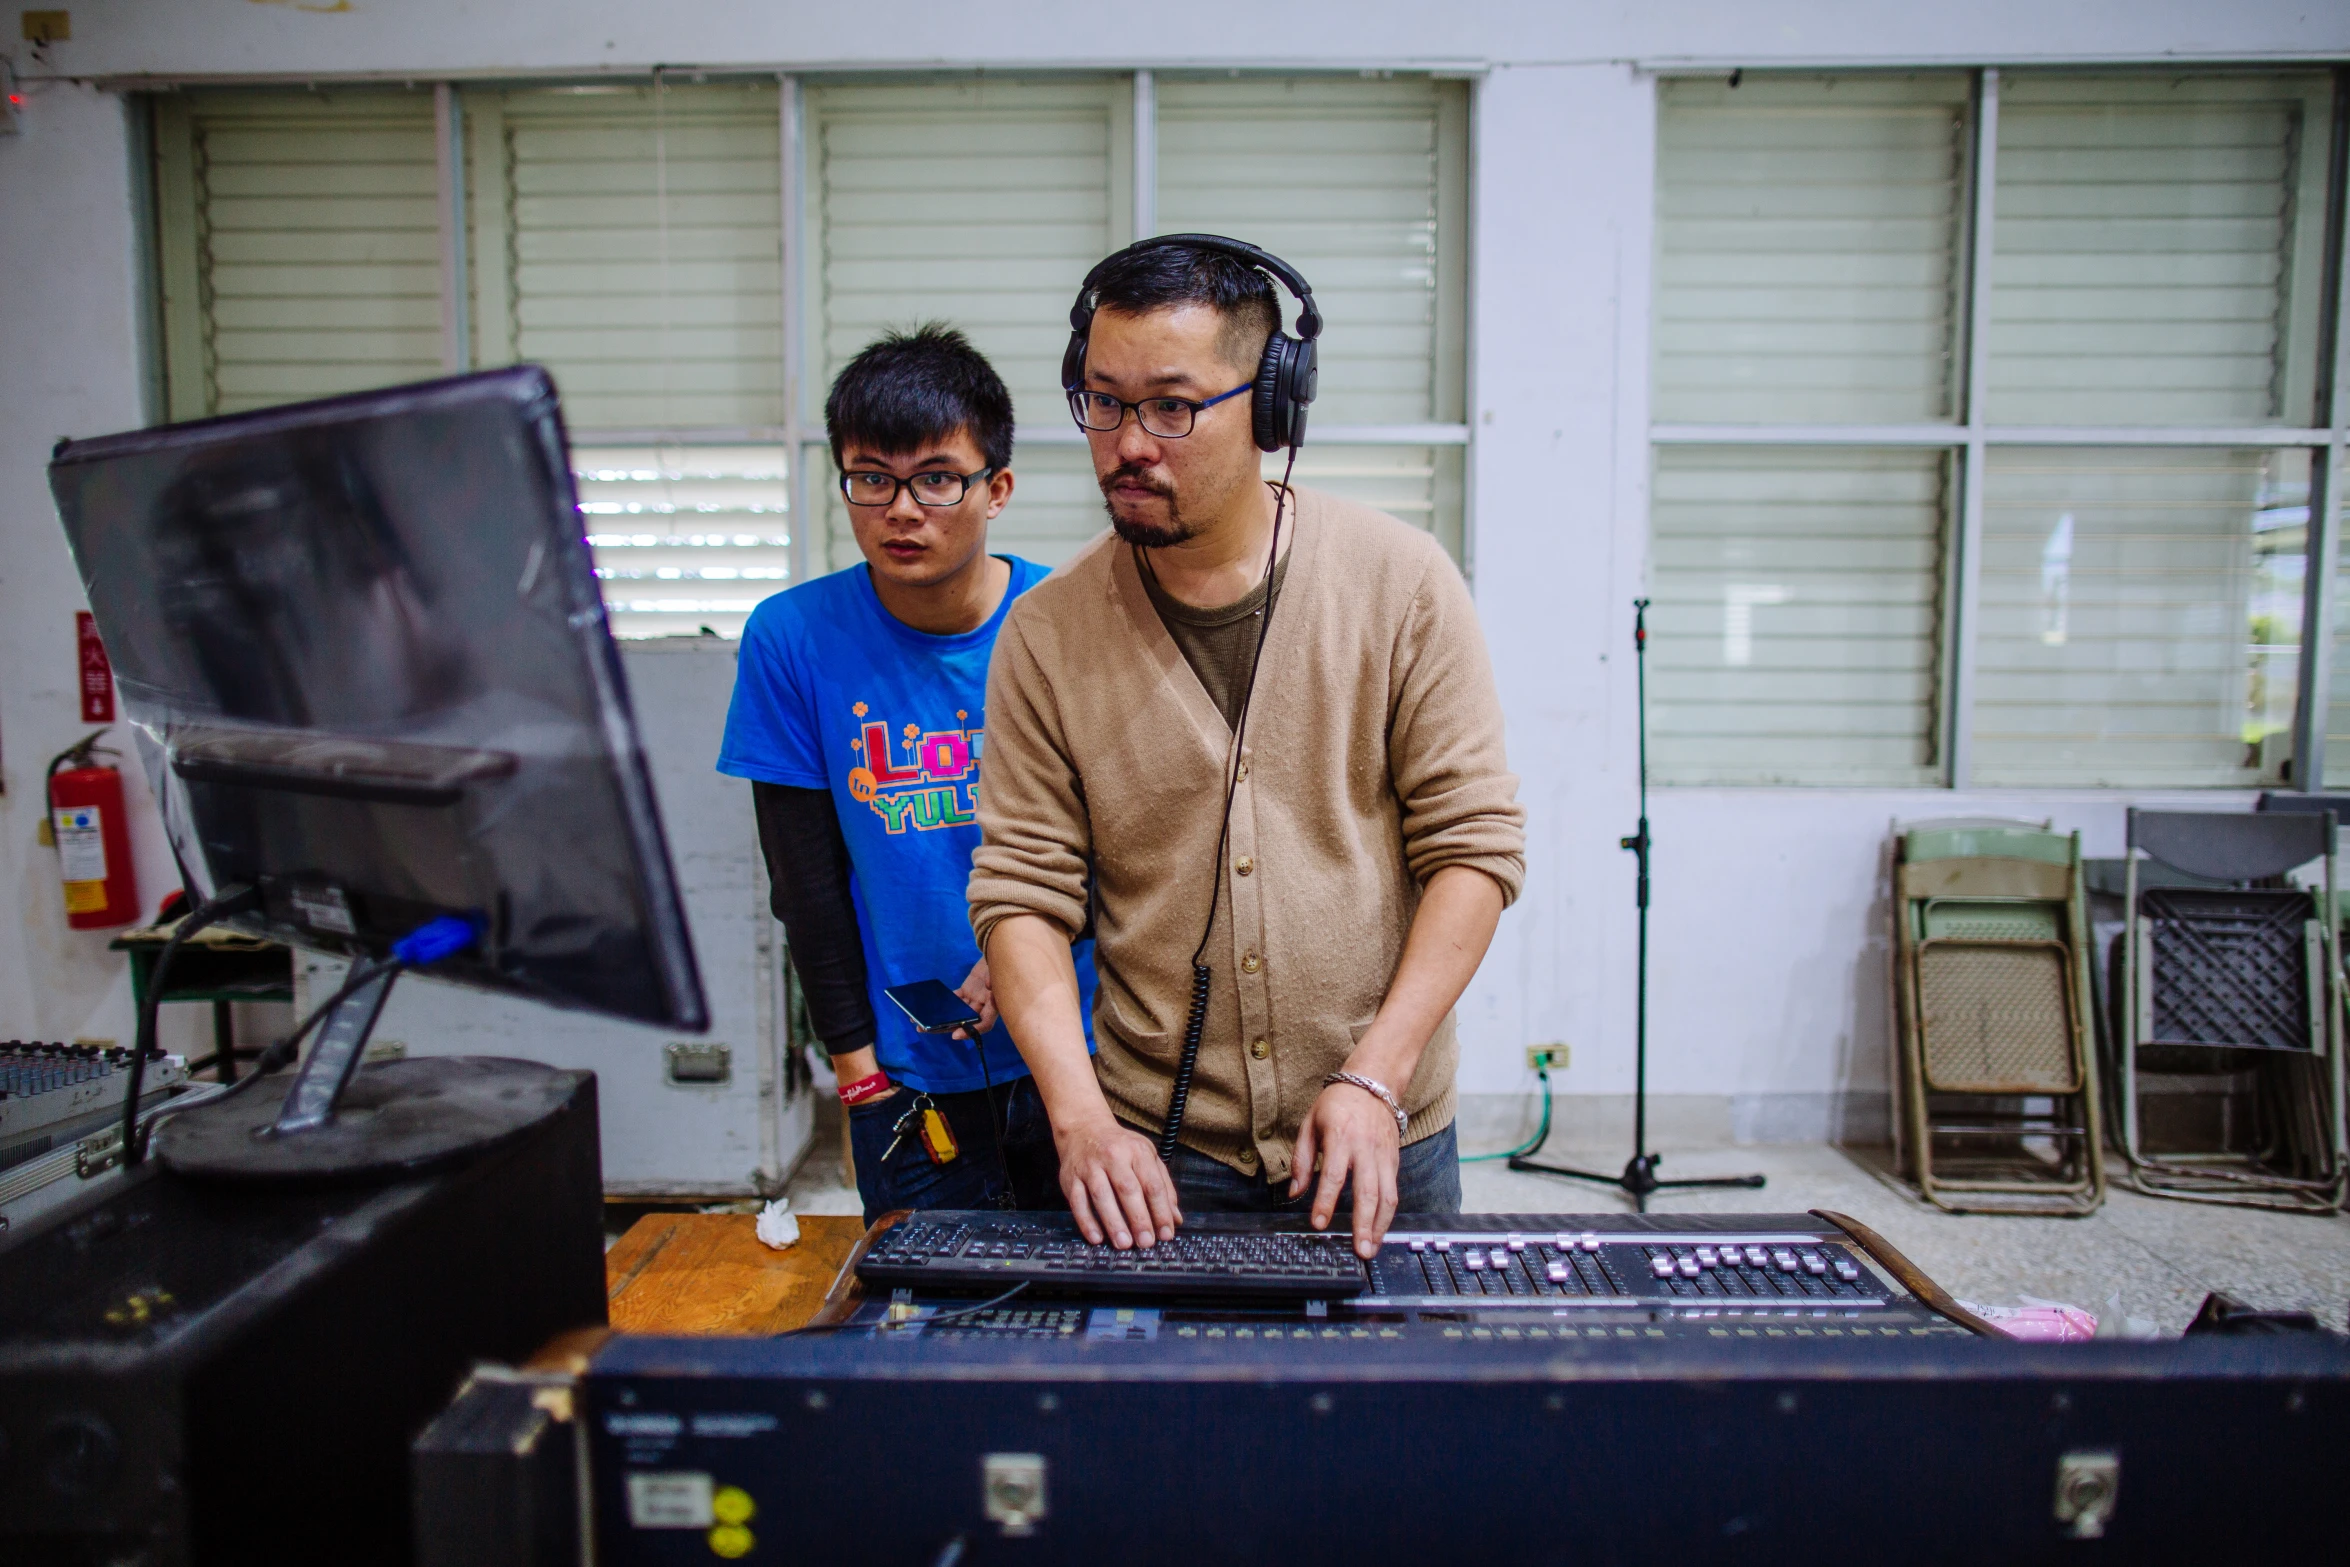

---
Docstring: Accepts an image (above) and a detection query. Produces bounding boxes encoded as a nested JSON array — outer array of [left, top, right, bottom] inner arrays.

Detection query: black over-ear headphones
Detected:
[[1061, 233, 1322, 454]]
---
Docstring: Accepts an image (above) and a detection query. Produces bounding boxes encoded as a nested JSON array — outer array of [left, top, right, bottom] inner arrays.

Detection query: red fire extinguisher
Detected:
[[45, 730, 140, 930]]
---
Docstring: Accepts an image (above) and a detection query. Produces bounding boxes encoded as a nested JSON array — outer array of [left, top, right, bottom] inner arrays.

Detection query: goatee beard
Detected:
[[1110, 512, 1194, 548], [1102, 466, 1193, 548]]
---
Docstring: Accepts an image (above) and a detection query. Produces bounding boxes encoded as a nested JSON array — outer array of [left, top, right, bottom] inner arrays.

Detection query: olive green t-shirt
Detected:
[[1135, 546, 1293, 731]]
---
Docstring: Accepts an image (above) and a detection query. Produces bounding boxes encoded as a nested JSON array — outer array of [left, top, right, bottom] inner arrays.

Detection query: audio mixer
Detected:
[[542, 1209, 2350, 1563], [0, 1042, 184, 1168]]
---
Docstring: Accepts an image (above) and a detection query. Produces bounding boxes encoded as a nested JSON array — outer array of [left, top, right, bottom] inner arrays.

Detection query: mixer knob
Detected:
[[1677, 1258, 1700, 1278], [1695, 1247, 1717, 1266], [1650, 1258, 1674, 1279], [1507, 1239, 1525, 1252], [1434, 1239, 1451, 1252], [1465, 1254, 1486, 1271], [1581, 1234, 1601, 1252], [1410, 1239, 1426, 1253], [1744, 1247, 1767, 1266]]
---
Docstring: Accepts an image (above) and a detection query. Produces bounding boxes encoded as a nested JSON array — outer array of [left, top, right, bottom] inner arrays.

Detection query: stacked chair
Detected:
[[1890, 820, 2105, 1215], [2112, 808, 2343, 1213]]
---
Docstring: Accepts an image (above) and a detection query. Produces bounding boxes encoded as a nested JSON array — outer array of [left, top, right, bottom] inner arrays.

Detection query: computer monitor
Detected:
[[48, 368, 706, 1175]]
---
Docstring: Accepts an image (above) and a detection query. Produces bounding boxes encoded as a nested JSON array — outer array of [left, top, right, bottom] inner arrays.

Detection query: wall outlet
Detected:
[[1525, 1042, 1569, 1073]]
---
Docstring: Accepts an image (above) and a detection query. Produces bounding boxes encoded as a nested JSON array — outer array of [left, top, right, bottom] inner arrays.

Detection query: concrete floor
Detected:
[[780, 1106, 2350, 1337]]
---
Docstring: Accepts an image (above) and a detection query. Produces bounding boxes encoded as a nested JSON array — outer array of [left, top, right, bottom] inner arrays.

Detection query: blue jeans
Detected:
[[846, 1076, 1066, 1226], [1164, 1122, 1462, 1216]]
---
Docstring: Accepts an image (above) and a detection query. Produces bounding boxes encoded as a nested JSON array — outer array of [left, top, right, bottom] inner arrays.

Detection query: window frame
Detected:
[[1650, 66, 2350, 790]]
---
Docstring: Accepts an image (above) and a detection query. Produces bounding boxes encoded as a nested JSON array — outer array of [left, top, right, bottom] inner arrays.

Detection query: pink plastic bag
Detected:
[[1959, 1298, 2099, 1342]]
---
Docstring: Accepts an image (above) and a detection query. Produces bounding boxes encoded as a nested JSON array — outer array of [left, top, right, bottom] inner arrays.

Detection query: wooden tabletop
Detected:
[[604, 1212, 866, 1335]]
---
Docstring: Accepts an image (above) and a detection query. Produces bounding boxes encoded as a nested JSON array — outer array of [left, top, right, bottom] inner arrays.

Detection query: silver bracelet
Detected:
[[1324, 1071, 1410, 1138]]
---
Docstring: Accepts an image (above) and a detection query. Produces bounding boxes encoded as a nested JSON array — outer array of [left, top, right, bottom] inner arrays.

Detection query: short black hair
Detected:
[[826, 323, 1014, 473], [1084, 241, 1281, 372]]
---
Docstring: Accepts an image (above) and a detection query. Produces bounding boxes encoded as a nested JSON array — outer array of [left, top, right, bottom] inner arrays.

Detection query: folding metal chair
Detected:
[[2118, 809, 2344, 1213], [1891, 819, 2104, 1215]]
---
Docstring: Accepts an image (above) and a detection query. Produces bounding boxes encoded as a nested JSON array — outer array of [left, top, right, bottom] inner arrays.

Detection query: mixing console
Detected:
[[857, 1210, 1895, 1312], [0, 1043, 185, 1160]]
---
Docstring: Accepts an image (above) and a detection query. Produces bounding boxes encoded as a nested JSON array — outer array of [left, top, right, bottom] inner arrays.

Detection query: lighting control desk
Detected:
[[426, 1208, 2350, 1565]]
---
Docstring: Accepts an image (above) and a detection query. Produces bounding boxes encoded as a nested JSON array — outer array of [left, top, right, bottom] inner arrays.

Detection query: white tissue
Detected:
[[754, 1198, 800, 1251]]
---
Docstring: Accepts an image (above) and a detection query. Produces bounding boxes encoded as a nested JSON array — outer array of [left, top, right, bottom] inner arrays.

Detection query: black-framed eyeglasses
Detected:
[[1067, 382, 1252, 439], [838, 467, 995, 508]]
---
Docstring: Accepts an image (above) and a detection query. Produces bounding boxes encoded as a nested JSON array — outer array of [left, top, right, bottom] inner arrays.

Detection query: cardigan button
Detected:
[[1250, 1038, 1269, 1060], [1235, 857, 1254, 876], [1238, 1147, 1257, 1165], [1240, 951, 1261, 974]]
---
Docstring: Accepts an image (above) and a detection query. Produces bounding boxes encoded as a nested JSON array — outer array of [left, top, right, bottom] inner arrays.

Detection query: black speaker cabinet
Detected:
[[0, 1059, 606, 1567]]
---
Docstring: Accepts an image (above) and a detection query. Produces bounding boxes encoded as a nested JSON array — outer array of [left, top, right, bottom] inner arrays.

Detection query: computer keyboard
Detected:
[[857, 1212, 1369, 1300]]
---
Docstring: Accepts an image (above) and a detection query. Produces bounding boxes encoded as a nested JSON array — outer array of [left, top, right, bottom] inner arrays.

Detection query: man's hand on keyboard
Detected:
[[1289, 1080, 1402, 1260], [1055, 1113, 1180, 1250]]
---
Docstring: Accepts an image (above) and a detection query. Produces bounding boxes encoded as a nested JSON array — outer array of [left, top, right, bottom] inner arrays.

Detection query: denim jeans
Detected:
[[846, 1076, 1066, 1226], [1163, 1122, 1462, 1216]]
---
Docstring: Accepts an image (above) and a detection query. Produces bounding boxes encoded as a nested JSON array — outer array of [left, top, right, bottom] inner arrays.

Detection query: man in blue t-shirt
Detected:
[[719, 324, 1094, 1221]]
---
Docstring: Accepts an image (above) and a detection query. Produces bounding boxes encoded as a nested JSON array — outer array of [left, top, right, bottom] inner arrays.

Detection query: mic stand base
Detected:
[[1506, 1151, 1767, 1215]]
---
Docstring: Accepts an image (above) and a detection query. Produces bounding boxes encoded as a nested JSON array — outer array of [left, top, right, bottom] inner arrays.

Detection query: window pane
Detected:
[[488, 83, 784, 431], [1988, 73, 2334, 427], [1158, 76, 1461, 427], [1971, 448, 2304, 786], [580, 444, 791, 638], [1654, 74, 1970, 425], [811, 80, 1119, 430], [175, 90, 444, 415], [1650, 447, 1949, 784]]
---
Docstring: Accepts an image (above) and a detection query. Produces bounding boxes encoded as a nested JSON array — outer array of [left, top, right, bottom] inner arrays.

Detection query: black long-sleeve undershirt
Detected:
[[752, 781, 875, 1058]]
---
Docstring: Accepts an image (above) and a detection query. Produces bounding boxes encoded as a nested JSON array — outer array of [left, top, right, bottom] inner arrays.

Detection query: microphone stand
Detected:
[[1510, 598, 1765, 1212]]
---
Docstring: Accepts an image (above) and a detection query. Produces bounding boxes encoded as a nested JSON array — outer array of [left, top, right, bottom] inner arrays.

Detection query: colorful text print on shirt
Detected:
[[850, 712, 985, 834]]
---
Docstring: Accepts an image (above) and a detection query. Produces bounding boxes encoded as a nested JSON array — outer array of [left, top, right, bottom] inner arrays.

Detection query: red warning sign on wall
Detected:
[[77, 611, 115, 723]]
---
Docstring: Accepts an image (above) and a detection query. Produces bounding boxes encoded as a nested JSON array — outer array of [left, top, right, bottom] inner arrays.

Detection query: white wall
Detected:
[[0, 81, 203, 1054], [4, 1, 2344, 1132], [25, 1, 2349, 77]]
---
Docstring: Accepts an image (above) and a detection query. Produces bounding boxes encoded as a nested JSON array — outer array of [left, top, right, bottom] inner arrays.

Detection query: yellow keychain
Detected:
[[917, 1105, 960, 1165]]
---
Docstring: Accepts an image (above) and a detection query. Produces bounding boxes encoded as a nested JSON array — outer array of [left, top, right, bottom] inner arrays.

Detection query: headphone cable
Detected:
[[1157, 451, 1298, 1163]]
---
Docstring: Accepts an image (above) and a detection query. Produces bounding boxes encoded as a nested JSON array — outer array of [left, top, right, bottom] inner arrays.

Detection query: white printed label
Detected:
[[53, 807, 107, 882], [289, 884, 357, 935], [626, 1471, 715, 1529]]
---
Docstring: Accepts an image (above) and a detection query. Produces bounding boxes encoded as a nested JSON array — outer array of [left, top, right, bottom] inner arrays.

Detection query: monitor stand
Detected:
[[155, 968, 580, 1182]]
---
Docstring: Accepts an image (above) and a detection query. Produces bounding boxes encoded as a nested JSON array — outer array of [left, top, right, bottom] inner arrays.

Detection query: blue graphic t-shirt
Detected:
[[718, 556, 1095, 1093]]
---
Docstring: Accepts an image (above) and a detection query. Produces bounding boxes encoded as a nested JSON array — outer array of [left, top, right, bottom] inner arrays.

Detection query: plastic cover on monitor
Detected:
[[48, 367, 707, 1032]]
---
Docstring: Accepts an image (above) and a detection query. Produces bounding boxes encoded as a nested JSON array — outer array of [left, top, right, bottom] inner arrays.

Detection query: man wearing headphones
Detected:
[[969, 236, 1525, 1259]]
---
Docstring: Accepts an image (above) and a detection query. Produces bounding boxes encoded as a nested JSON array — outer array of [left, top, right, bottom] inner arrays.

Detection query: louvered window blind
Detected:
[[1650, 75, 1967, 783], [467, 82, 784, 433], [1988, 75, 2333, 428], [1157, 76, 1468, 561], [153, 89, 444, 420], [1650, 446, 1948, 785], [1654, 73, 1970, 426], [466, 82, 786, 636], [806, 79, 1124, 573], [1651, 70, 2340, 789]]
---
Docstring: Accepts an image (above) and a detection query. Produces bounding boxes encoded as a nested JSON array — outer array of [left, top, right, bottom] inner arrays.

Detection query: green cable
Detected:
[[1461, 1067, 1551, 1162]]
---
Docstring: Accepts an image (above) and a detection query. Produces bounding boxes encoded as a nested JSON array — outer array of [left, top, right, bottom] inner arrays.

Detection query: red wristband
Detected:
[[838, 1070, 894, 1106]]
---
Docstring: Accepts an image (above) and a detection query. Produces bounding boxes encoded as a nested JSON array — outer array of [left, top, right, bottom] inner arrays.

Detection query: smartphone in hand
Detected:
[[884, 979, 983, 1035]]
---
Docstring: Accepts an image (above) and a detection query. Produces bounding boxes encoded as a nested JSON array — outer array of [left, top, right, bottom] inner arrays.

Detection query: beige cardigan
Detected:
[[969, 486, 1526, 1180]]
